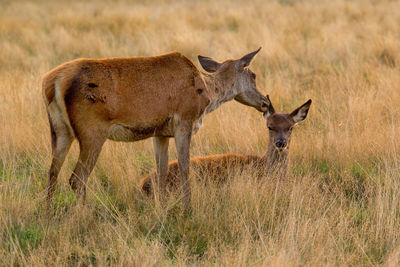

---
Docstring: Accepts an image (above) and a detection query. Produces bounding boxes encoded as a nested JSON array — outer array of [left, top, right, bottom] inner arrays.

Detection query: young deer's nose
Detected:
[[275, 139, 287, 148]]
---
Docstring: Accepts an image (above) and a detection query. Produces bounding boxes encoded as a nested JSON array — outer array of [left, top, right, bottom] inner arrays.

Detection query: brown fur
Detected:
[[43, 49, 268, 211], [140, 97, 312, 195], [43, 53, 208, 138], [141, 153, 262, 194]]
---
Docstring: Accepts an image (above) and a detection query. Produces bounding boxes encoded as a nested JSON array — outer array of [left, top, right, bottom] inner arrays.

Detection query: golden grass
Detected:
[[1, 0, 400, 265]]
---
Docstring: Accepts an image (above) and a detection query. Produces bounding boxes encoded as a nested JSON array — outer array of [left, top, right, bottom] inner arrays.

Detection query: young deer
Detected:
[[43, 49, 269, 211], [140, 96, 312, 194]]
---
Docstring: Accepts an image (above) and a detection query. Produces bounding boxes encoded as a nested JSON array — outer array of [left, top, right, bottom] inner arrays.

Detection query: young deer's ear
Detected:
[[236, 47, 261, 72], [198, 56, 221, 73], [290, 99, 312, 123], [263, 95, 275, 120]]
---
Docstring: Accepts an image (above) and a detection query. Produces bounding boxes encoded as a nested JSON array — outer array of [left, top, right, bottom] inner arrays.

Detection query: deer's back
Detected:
[[141, 153, 263, 194]]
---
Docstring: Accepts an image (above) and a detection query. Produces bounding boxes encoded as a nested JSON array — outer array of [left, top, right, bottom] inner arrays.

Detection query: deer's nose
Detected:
[[261, 101, 269, 112], [276, 139, 287, 148]]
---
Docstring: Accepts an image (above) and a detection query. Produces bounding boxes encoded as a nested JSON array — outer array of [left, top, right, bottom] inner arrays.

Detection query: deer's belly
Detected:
[[108, 118, 174, 142], [107, 125, 154, 141]]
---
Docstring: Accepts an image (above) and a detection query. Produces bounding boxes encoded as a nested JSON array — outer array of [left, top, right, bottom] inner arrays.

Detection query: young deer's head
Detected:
[[198, 48, 269, 112], [263, 96, 312, 153]]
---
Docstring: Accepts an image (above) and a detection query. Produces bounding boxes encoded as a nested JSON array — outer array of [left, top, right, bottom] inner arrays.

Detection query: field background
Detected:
[[1, 0, 400, 265]]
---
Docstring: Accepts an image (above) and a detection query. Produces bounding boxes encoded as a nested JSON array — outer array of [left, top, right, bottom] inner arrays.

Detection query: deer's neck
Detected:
[[203, 73, 236, 115], [260, 143, 289, 174]]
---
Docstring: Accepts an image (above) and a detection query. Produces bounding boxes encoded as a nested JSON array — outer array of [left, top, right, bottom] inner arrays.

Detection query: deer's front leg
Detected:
[[152, 137, 169, 203], [174, 123, 192, 212]]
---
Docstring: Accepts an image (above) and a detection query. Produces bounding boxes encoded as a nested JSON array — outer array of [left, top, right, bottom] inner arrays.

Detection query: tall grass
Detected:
[[1, 0, 400, 265]]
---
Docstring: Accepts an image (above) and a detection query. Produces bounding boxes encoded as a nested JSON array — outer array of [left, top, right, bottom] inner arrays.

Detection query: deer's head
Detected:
[[263, 96, 312, 151], [198, 48, 269, 112]]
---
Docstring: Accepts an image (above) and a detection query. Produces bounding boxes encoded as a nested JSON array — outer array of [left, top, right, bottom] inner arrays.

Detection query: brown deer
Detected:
[[140, 96, 312, 195], [42, 49, 269, 211]]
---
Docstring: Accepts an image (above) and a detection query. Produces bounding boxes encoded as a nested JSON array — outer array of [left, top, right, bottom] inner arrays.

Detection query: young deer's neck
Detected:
[[203, 73, 236, 115], [260, 141, 289, 174]]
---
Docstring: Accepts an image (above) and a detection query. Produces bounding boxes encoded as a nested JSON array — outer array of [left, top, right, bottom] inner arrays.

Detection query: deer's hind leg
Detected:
[[69, 123, 109, 202], [46, 110, 74, 211]]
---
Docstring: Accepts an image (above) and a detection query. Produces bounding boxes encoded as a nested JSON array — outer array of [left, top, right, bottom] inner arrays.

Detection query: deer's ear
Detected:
[[198, 56, 221, 73], [236, 47, 261, 72], [263, 95, 275, 120], [290, 99, 312, 123]]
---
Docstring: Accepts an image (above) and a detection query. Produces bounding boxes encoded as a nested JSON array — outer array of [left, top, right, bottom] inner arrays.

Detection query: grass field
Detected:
[[1, 0, 400, 265]]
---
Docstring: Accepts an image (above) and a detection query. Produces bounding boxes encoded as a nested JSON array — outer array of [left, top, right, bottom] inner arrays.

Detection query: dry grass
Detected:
[[1, 0, 400, 265]]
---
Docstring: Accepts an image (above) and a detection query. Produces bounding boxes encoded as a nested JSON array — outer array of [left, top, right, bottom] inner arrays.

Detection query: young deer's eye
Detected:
[[268, 126, 273, 131], [251, 73, 256, 79]]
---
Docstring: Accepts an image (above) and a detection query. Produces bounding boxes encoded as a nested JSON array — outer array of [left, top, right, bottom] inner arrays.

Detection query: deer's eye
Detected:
[[268, 127, 273, 131], [251, 73, 256, 79]]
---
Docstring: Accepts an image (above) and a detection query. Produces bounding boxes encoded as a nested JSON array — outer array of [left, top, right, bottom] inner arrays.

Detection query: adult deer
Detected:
[[140, 96, 312, 194], [43, 48, 268, 211]]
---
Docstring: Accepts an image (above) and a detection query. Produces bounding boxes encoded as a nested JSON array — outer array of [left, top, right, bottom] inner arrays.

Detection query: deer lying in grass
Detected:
[[43, 48, 269, 211], [140, 96, 312, 195]]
